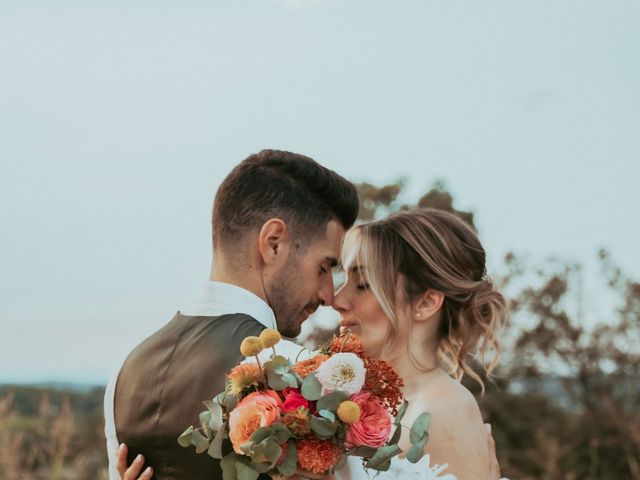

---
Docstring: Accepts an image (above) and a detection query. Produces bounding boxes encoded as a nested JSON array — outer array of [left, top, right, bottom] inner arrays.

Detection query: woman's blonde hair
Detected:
[[342, 208, 508, 390]]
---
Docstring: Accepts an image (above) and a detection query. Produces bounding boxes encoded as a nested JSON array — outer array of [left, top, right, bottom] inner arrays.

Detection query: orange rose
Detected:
[[228, 390, 282, 453]]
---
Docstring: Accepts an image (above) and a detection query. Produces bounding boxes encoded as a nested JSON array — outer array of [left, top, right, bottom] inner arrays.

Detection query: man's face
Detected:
[[266, 219, 344, 337]]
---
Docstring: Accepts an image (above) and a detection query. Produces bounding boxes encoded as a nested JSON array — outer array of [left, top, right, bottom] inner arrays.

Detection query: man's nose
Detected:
[[318, 276, 335, 307]]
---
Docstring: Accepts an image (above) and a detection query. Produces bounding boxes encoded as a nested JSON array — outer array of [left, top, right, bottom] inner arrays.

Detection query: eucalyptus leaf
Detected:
[[310, 415, 337, 439], [319, 409, 336, 422], [254, 441, 282, 466], [406, 436, 428, 463], [177, 426, 194, 448], [248, 460, 272, 474], [207, 423, 226, 459], [316, 391, 348, 412], [199, 411, 212, 438], [191, 429, 210, 454], [389, 424, 402, 446], [365, 444, 402, 471], [214, 390, 238, 411], [249, 426, 274, 444], [394, 400, 409, 426], [409, 412, 432, 444], [236, 462, 260, 480], [301, 373, 323, 401], [270, 422, 293, 444], [347, 446, 377, 458], [277, 441, 297, 477], [203, 400, 224, 430], [220, 453, 238, 480], [265, 356, 298, 390]]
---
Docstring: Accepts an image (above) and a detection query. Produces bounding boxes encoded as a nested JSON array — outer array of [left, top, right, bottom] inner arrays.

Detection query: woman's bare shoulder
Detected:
[[419, 376, 490, 480]]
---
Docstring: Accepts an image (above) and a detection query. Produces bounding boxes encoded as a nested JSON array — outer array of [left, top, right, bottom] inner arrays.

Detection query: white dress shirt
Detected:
[[103, 281, 310, 479]]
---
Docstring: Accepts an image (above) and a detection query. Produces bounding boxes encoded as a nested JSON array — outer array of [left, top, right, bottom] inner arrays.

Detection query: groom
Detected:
[[104, 149, 360, 479]]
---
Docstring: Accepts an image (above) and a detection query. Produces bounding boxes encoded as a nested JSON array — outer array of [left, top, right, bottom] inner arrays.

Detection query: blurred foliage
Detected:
[[360, 180, 640, 479], [0, 386, 107, 480], [2, 180, 638, 479]]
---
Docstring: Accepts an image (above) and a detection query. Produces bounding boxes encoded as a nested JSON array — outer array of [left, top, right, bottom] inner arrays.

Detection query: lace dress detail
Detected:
[[334, 454, 457, 480]]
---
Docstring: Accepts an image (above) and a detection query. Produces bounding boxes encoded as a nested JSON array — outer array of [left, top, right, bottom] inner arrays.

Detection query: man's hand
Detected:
[[485, 423, 502, 480], [116, 443, 153, 480]]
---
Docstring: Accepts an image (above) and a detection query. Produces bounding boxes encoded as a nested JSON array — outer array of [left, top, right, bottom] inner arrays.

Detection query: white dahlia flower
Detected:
[[315, 352, 366, 395]]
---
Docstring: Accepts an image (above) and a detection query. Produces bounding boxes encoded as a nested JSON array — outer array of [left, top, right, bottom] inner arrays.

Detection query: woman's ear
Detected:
[[414, 289, 445, 321], [258, 218, 289, 265]]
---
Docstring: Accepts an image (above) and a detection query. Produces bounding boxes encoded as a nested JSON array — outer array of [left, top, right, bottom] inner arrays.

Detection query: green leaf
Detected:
[[406, 436, 428, 463], [236, 462, 260, 480], [365, 444, 402, 471], [214, 390, 238, 411], [265, 356, 299, 390], [177, 426, 194, 448], [203, 400, 224, 430], [301, 372, 323, 401], [199, 411, 212, 438], [221, 453, 238, 480], [394, 400, 409, 426], [409, 412, 432, 444], [347, 446, 377, 458], [207, 423, 226, 459], [277, 441, 297, 477], [253, 441, 282, 466], [270, 422, 293, 444], [310, 415, 337, 439], [316, 391, 348, 412], [247, 460, 272, 474], [191, 429, 210, 454], [388, 424, 402, 446], [319, 409, 336, 422], [249, 426, 274, 444]]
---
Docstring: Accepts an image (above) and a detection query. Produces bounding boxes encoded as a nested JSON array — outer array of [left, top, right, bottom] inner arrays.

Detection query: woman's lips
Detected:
[[339, 322, 358, 332]]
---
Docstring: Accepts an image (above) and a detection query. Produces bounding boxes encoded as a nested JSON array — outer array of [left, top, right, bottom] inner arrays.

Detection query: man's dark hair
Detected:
[[212, 149, 359, 253]]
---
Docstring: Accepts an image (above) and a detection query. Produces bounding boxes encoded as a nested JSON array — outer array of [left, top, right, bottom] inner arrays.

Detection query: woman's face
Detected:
[[332, 266, 392, 358]]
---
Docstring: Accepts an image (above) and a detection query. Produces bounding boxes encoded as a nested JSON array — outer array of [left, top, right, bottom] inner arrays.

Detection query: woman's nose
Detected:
[[332, 285, 349, 312]]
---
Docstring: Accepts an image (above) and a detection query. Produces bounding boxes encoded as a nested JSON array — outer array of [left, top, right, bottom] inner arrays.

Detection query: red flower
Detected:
[[281, 388, 309, 413], [296, 438, 341, 474]]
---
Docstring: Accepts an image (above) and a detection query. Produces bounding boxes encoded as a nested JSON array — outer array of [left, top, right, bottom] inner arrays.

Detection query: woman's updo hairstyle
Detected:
[[342, 208, 508, 390]]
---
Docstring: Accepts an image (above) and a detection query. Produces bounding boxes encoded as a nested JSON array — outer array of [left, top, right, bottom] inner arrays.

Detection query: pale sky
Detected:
[[1, 0, 639, 384]]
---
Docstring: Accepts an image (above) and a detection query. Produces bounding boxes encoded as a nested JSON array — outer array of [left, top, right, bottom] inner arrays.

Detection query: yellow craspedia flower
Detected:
[[259, 328, 281, 349], [240, 336, 264, 357], [337, 400, 361, 424]]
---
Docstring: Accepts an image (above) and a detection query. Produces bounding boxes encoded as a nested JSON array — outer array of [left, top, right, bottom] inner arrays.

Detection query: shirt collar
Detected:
[[181, 281, 277, 330]]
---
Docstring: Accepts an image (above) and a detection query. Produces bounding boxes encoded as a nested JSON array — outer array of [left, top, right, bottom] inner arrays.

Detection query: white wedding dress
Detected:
[[334, 454, 457, 480]]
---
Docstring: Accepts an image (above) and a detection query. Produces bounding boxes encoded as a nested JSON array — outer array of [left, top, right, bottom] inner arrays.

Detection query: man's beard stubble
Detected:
[[266, 257, 316, 338]]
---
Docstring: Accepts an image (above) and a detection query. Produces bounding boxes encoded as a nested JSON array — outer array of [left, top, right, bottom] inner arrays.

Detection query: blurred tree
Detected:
[[355, 180, 476, 229]]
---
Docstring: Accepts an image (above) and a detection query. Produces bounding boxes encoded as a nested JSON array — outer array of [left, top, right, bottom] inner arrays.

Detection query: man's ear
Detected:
[[258, 219, 289, 265], [414, 289, 445, 322]]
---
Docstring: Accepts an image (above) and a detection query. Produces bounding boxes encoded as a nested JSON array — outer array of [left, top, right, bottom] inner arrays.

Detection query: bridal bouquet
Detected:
[[177, 329, 432, 479]]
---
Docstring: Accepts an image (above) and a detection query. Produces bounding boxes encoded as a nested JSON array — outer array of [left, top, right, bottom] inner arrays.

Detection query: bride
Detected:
[[117, 208, 507, 479]]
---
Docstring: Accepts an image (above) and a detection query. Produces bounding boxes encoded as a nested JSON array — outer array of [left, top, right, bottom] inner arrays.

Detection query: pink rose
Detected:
[[345, 392, 392, 448], [281, 388, 310, 413], [229, 390, 282, 453]]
